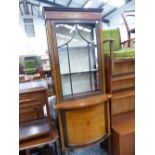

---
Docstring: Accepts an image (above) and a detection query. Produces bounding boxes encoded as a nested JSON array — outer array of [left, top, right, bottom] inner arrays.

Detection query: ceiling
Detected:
[[19, 0, 133, 23]]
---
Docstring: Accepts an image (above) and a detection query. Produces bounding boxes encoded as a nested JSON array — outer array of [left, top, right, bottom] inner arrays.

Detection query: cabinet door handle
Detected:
[[19, 98, 37, 104]]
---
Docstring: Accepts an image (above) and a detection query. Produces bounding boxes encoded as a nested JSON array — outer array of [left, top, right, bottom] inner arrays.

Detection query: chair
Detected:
[[103, 28, 135, 73], [121, 10, 135, 47], [24, 57, 37, 74]]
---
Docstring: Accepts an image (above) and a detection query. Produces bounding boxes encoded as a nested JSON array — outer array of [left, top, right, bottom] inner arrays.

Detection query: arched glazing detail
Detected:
[[55, 23, 100, 98]]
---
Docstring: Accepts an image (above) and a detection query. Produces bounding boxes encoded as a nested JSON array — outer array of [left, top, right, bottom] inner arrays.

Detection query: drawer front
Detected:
[[112, 96, 135, 116], [19, 91, 46, 123], [112, 78, 135, 92], [19, 91, 45, 107], [113, 60, 135, 75], [20, 105, 43, 113], [19, 103, 44, 123]]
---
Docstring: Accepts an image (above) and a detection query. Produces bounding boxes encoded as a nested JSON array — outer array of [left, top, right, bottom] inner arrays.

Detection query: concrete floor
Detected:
[[30, 143, 108, 155], [66, 145, 108, 155]]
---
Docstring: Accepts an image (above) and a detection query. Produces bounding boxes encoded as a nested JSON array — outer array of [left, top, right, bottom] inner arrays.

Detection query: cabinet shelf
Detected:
[[55, 94, 112, 110], [61, 69, 98, 75], [58, 45, 97, 51]]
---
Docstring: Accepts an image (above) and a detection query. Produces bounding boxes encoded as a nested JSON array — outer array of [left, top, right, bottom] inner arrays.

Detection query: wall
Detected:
[[103, 0, 135, 41], [19, 15, 48, 56], [19, 0, 135, 55]]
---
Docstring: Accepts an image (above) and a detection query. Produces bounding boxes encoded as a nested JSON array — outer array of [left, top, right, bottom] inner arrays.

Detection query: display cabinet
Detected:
[[44, 7, 112, 154]]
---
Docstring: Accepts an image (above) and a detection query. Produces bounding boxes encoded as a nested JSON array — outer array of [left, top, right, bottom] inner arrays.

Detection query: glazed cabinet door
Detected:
[[48, 21, 105, 100]]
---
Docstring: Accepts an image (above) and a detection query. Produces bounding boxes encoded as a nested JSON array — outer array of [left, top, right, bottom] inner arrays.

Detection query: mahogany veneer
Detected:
[[19, 87, 53, 142], [112, 111, 135, 155], [19, 126, 59, 155], [19, 118, 49, 142]]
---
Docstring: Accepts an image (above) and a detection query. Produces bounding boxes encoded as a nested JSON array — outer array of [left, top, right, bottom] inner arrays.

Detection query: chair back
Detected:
[[103, 28, 121, 52], [121, 10, 135, 47]]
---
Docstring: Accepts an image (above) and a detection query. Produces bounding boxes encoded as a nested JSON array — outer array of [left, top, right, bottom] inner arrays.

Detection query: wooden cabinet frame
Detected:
[[44, 7, 112, 154]]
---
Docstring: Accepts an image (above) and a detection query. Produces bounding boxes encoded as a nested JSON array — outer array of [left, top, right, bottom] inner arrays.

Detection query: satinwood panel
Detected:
[[65, 103, 106, 145]]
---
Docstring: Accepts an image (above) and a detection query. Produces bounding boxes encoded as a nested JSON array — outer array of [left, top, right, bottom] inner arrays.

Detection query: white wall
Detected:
[[103, 0, 135, 41], [19, 15, 48, 56]]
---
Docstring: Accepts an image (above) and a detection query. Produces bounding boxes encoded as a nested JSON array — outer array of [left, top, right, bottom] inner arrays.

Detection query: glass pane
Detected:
[[58, 46, 69, 74], [61, 75, 72, 96], [55, 23, 100, 98], [72, 73, 92, 94]]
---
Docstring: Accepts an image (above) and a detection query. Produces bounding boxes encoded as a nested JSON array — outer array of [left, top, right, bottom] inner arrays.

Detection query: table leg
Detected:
[[100, 136, 112, 155], [25, 149, 30, 155], [54, 141, 58, 155], [108, 136, 112, 155]]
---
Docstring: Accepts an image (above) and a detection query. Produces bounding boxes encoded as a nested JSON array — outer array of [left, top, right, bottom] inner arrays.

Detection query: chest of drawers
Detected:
[[19, 87, 53, 142]]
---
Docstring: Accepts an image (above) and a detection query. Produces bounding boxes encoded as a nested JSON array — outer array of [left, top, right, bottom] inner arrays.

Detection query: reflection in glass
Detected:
[[55, 23, 100, 98]]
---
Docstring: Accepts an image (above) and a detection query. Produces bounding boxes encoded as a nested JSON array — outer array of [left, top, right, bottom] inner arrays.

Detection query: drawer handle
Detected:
[[20, 98, 37, 104]]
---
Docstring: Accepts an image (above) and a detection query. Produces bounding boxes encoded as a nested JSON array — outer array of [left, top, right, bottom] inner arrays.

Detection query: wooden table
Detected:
[[19, 127, 59, 155]]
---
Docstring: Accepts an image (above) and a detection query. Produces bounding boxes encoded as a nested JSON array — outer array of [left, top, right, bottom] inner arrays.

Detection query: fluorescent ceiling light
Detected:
[[56, 24, 72, 29], [57, 24, 91, 33], [108, 0, 125, 7], [77, 25, 91, 32], [39, 5, 42, 12], [69, 25, 76, 33], [56, 34, 78, 42], [84, 1, 93, 8]]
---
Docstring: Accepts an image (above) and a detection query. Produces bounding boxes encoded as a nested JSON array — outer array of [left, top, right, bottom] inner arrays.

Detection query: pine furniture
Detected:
[[103, 29, 135, 155]]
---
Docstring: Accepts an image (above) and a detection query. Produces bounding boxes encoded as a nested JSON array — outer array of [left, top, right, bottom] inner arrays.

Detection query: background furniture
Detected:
[[19, 64, 25, 74], [104, 29, 135, 155], [40, 55, 51, 73], [24, 56, 37, 74], [19, 86, 53, 142], [19, 55, 41, 74], [121, 10, 135, 47], [44, 7, 112, 155], [19, 76, 53, 96], [112, 111, 135, 155], [19, 126, 59, 155], [103, 28, 135, 74], [103, 28, 135, 58], [19, 74, 42, 83]]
